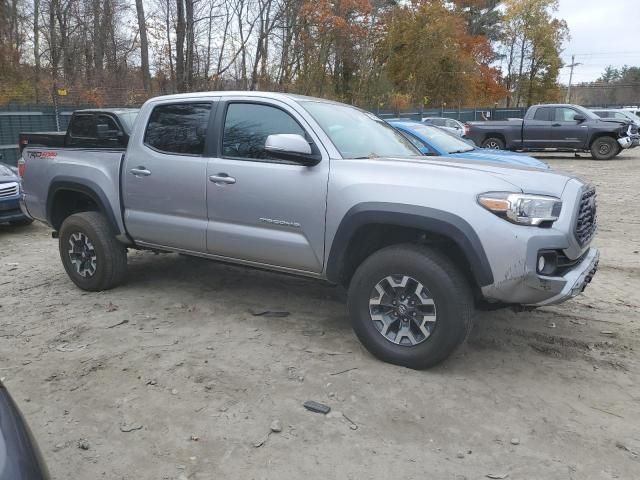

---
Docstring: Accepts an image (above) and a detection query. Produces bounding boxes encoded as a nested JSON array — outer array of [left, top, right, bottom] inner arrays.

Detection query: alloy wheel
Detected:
[[369, 274, 437, 346], [68, 232, 97, 277]]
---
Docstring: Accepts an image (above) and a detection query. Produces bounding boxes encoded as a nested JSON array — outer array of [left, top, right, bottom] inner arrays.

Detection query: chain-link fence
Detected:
[[2, 98, 637, 167]]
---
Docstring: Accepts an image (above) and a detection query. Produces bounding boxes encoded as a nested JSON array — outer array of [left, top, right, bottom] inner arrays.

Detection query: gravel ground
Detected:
[[1, 149, 639, 479]]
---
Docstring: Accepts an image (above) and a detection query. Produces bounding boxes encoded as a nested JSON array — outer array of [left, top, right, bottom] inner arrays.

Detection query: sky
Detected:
[[555, 0, 640, 84]]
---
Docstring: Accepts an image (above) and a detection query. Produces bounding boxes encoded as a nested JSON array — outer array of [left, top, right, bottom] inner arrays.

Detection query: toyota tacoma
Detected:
[[18, 92, 599, 368]]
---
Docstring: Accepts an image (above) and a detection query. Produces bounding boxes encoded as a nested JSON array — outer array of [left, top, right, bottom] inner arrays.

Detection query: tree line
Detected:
[[0, 0, 569, 108], [569, 66, 640, 107]]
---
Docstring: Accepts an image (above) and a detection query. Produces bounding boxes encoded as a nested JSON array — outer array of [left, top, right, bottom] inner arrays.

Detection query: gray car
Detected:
[[591, 109, 640, 127], [421, 117, 466, 136], [19, 91, 599, 368]]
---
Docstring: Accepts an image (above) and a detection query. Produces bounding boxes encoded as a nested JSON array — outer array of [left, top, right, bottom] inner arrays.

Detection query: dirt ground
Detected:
[[1, 149, 639, 480]]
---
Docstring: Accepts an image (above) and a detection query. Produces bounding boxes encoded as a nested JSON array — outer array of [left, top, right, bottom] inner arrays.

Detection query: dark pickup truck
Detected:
[[19, 108, 139, 153], [466, 104, 640, 160]]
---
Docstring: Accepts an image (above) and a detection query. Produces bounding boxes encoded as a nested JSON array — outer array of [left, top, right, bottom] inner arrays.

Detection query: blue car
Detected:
[[388, 119, 549, 169], [0, 160, 33, 226]]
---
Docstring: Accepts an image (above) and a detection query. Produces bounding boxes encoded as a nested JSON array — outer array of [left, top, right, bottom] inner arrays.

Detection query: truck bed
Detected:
[[19, 132, 66, 152]]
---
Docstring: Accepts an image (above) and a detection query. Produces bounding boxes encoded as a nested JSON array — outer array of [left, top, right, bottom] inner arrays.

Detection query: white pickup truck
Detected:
[[19, 91, 599, 368]]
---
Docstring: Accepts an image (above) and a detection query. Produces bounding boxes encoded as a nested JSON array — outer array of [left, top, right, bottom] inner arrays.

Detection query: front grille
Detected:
[[0, 182, 19, 199], [575, 187, 597, 246]]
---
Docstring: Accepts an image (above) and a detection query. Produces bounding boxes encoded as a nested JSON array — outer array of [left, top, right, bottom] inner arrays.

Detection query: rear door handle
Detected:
[[209, 174, 236, 185], [130, 167, 151, 176], [552, 123, 562, 127]]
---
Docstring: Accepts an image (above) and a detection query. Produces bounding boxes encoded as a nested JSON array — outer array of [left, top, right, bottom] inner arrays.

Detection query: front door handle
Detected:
[[130, 167, 151, 176], [209, 174, 236, 185], [552, 123, 562, 127]]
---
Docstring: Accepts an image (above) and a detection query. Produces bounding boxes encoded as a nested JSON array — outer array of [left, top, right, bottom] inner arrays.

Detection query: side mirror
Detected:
[[265, 134, 320, 166], [96, 123, 122, 140], [573, 114, 586, 122]]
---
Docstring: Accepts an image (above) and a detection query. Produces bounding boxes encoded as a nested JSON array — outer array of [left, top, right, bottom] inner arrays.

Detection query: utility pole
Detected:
[[565, 55, 582, 103]]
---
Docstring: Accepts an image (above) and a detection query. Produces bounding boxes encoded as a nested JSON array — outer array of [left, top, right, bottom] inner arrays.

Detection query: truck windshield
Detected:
[[300, 101, 420, 159]]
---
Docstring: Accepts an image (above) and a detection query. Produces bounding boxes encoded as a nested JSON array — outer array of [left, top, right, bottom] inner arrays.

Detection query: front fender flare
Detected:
[[325, 202, 494, 287]]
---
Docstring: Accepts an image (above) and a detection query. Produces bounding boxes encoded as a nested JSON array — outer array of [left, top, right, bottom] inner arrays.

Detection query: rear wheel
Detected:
[[347, 244, 473, 369], [590, 136, 620, 160], [481, 137, 505, 150], [58, 212, 127, 291]]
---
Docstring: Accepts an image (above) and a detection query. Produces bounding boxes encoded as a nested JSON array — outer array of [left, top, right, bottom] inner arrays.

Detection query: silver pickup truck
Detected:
[[19, 92, 599, 368]]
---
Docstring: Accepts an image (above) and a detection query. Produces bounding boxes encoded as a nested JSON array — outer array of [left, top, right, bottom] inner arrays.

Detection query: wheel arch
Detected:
[[482, 132, 506, 145], [589, 132, 618, 148], [325, 203, 494, 289], [47, 178, 120, 233]]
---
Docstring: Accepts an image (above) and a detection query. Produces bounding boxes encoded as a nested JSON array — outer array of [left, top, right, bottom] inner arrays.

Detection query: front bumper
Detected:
[[525, 247, 599, 306], [0, 198, 29, 223]]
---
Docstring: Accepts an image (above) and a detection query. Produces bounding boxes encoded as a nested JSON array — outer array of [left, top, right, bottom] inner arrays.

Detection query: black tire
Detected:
[[347, 244, 473, 369], [58, 211, 127, 291], [590, 136, 620, 160], [481, 137, 505, 150], [9, 217, 34, 226]]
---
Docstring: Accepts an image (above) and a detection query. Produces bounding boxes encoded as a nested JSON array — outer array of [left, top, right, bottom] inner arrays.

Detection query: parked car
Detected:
[[465, 104, 640, 160], [19, 108, 139, 152], [0, 157, 33, 226], [388, 119, 549, 169], [592, 108, 640, 127], [622, 107, 640, 119], [0, 381, 50, 479], [20, 91, 599, 369], [421, 117, 466, 136]]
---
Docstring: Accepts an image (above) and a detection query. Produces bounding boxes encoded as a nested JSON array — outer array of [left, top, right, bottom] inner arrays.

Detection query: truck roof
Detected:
[[74, 108, 140, 115], [142, 91, 345, 106]]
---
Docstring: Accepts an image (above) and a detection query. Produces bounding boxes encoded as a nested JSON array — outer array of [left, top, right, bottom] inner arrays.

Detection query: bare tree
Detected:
[[135, 0, 151, 92]]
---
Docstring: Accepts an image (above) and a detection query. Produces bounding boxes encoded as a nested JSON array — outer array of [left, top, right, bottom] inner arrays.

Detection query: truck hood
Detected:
[[371, 156, 575, 197], [448, 149, 549, 169]]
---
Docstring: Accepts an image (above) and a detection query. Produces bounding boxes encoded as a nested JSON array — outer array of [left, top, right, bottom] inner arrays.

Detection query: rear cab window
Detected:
[[69, 114, 96, 138], [533, 107, 552, 121], [144, 103, 212, 155]]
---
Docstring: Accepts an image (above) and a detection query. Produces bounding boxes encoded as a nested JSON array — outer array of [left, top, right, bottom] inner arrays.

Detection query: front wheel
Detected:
[[590, 137, 620, 160], [481, 137, 505, 150], [347, 244, 473, 369], [58, 211, 127, 291]]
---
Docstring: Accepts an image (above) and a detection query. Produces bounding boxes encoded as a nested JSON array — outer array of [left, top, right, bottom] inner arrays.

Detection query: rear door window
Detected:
[[144, 103, 212, 155], [70, 114, 96, 137], [533, 107, 552, 121]]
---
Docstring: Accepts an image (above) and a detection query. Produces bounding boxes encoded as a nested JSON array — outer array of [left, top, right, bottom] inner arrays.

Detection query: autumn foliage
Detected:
[[0, 0, 567, 109]]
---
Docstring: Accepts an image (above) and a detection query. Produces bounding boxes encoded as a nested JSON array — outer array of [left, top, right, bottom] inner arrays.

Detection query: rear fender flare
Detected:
[[47, 177, 121, 234]]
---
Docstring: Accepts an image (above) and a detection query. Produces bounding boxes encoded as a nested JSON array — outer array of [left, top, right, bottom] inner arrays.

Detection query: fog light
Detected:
[[537, 250, 559, 275]]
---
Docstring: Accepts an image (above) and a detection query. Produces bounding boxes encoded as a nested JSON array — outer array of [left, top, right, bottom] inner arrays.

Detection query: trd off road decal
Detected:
[[27, 151, 57, 159]]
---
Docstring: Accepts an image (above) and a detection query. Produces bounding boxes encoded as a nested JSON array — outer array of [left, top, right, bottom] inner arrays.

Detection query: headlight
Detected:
[[478, 192, 562, 226]]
